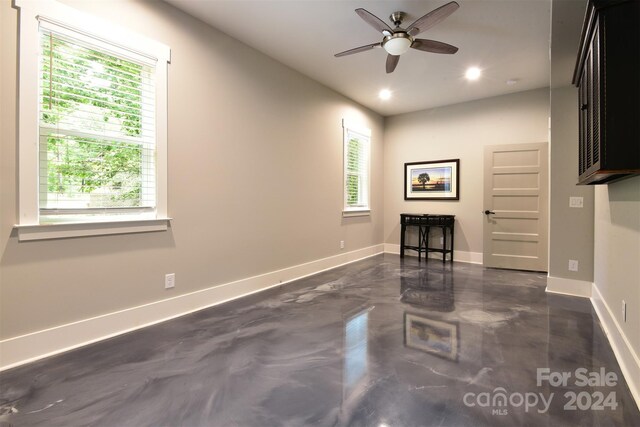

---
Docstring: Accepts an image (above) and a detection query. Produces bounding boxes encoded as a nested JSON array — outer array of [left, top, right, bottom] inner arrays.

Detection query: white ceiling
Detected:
[[164, 0, 552, 116]]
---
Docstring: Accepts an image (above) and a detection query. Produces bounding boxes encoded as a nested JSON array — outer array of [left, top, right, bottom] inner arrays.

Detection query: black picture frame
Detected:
[[404, 159, 460, 200]]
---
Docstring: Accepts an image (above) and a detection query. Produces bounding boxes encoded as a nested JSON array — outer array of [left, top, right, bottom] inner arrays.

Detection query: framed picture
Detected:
[[404, 313, 459, 361], [404, 159, 459, 200]]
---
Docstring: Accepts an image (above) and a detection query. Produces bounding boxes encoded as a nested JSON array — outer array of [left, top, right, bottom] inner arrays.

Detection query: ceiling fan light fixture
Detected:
[[383, 34, 412, 55]]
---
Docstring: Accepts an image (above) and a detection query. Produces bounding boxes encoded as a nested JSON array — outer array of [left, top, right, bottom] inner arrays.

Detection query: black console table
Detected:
[[400, 213, 455, 263]]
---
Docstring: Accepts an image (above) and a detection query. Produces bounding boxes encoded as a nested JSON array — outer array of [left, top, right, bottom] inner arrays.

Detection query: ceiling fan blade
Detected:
[[386, 54, 400, 73], [407, 1, 460, 36], [411, 39, 459, 54], [355, 8, 393, 35], [335, 42, 382, 57]]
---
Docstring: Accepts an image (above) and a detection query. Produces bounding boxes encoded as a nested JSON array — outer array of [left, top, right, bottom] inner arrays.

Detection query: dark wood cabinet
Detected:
[[572, 0, 640, 185]]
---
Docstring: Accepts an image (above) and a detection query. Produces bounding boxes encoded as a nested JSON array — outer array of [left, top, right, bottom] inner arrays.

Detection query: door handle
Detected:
[[484, 210, 496, 215]]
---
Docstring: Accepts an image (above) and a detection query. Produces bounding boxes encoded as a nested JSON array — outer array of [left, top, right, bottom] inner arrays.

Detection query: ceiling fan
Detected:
[[334, 1, 460, 74]]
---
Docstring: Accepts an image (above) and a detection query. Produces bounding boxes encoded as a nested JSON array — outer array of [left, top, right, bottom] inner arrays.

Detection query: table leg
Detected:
[[442, 226, 447, 264], [400, 223, 406, 258], [451, 225, 454, 262], [424, 226, 430, 263], [418, 225, 423, 262]]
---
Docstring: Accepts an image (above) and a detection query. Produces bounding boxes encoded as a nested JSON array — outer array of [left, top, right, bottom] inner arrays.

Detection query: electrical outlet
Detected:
[[568, 260, 579, 272], [165, 273, 175, 289], [569, 196, 584, 208], [622, 300, 626, 322], [340, 240, 345, 250]]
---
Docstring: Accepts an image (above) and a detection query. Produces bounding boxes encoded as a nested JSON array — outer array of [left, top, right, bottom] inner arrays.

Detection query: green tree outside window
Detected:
[[40, 32, 150, 209]]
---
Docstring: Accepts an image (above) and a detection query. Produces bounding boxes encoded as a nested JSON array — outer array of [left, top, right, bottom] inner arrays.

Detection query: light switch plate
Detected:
[[568, 260, 579, 272]]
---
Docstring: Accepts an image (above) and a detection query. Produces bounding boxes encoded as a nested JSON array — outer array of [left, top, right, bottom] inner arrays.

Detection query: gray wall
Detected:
[[383, 88, 550, 257], [548, 0, 595, 283], [0, 0, 384, 340], [548, 86, 594, 282], [594, 179, 640, 361]]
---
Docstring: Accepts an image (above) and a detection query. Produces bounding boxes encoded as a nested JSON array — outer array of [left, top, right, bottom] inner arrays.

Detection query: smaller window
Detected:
[[343, 120, 371, 215]]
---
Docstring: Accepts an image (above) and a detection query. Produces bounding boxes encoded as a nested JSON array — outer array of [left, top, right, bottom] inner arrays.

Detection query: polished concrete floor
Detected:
[[1, 254, 639, 426]]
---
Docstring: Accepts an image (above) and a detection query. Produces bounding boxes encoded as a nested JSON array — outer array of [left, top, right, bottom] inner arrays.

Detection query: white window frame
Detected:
[[342, 119, 371, 217], [14, 0, 171, 241]]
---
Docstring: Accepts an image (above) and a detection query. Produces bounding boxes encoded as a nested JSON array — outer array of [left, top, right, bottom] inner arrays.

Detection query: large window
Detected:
[[15, 0, 170, 240], [39, 27, 156, 217], [343, 121, 371, 215]]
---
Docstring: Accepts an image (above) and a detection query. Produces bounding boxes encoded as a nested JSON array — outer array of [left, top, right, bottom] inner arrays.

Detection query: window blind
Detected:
[[344, 128, 370, 209], [38, 26, 156, 215]]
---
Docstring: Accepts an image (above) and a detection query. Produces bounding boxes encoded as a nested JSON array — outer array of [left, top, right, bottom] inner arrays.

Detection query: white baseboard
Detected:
[[546, 275, 593, 298], [0, 244, 384, 371], [590, 284, 640, 410], [383, 243, 483, 264]]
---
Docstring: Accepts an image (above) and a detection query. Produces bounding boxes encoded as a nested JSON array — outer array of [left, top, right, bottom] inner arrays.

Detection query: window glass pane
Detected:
[[40, 134, 145, 209], [346, 174, 360, 206]]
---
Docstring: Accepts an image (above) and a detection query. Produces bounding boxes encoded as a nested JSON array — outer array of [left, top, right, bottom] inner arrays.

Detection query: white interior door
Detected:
[[483, 143, 548, 271]]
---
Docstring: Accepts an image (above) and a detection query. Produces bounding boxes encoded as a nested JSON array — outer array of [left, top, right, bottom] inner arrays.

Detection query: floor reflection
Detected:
[[400, 265, 454, 312], [343, 307, 371, 402], [404, 313, 459, 361]]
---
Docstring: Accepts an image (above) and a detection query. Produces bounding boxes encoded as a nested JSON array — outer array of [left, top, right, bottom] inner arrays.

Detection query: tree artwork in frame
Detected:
[[404, 159, 460, 200]]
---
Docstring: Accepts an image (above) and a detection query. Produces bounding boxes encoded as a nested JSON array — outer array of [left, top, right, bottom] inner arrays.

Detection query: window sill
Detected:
[[342, 209, 371, 218], [15, 217, 172, 241]]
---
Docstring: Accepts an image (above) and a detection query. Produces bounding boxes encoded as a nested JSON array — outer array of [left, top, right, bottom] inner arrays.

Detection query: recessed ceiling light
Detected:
[[506, 79, 518, 86], [379, 89, 392, 100], [465, 67, 482, 81]]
